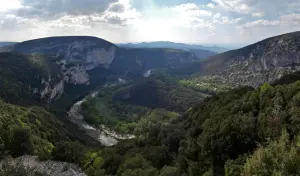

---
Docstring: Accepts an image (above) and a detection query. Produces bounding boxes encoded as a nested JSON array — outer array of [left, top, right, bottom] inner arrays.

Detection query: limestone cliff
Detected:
[[1, 37, 117, 101]]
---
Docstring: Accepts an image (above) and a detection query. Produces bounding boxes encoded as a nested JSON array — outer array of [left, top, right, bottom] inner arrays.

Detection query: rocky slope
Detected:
[[201, 31, 300, 87]]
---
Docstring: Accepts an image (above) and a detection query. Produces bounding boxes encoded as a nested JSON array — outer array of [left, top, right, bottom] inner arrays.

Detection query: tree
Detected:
[[242, 130, 300, 175], [9, 127, 34, 157], [159, 166, 180, 176], [53, 141, 85, 165], [117, 154, 158, 176]]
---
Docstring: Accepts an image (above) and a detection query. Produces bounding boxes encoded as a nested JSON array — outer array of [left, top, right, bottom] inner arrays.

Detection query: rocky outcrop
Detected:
[[0, 155, 86, 176], [143, 69, 152, 77], [2, 37, 117, 101], [58, 41, 116, 85], [202, 31, 300, 87], [40, 77, 64, 101]]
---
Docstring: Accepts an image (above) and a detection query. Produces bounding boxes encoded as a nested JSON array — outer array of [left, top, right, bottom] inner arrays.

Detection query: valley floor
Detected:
[[68, 92, 135, 146]]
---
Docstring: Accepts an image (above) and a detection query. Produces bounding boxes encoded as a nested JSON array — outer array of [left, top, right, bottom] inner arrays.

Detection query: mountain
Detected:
[[196, 31, 300, 88], [0, 42, 17, 47], [118, 41, 228, 53], [0, 36, 202, 108]]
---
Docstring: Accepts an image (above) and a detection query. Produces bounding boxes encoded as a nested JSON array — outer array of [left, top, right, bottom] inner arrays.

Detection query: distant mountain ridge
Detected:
[[118, 41, 228, 53], [0, 42, 17, 47]]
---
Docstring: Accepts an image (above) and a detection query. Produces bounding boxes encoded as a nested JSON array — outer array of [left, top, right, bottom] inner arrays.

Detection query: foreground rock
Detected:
[[0, 155, 86, 176]]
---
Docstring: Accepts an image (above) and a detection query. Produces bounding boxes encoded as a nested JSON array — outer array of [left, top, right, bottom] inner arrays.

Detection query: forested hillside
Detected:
[[77, 73, 300, 176], [0, 98, 99, 163], [80, 75, 206, 134], [0, 52, 61, 105]]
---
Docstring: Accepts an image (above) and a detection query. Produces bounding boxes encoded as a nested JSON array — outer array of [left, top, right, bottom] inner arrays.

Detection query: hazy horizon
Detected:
[[0, 0, 299, 46]]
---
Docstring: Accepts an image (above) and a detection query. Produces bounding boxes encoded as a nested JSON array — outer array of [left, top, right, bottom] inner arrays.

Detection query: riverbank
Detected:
[[68, 92, 135, 146]]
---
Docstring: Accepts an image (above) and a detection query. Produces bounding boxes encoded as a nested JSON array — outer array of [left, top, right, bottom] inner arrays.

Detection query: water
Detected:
[[68, 92, 135, 146]]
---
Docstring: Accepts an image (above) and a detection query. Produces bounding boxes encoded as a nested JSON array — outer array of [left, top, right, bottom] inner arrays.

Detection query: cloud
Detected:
[[107, 3, 125, 13], [212, 13, 242, 24], [172, 3, 212, 17], [3, 0, 140, 28], [211, 0, 253, 13], [252, 12, 264, 17], [0, 0, 23, 12], [0, 0, 299, 46], [279, 13, 300, 32], [239, 19, 280, 30], [101, 0, 141, 26], [16, 0, 118, 19], [207, 3, 215, 9], [0, 0, 140, 42]]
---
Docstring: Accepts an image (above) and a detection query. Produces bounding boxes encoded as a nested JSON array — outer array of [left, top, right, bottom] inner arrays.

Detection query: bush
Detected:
[[159, 166, 180, 176], [8, 127, 34, 157], [53, 141, 85, 165], [242, 130, 300, 175]]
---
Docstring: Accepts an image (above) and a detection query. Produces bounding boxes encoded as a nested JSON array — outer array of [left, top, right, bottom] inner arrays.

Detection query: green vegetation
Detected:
[[0, 98, 93, 166], [179, 75, 232, 94], [78, 74, 300, 176], [80, 75, 202, 133], [242, 130, 300, 175], [0, 52, 60, 105]]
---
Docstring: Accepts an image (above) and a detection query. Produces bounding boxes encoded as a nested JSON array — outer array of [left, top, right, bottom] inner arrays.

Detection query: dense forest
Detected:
[[79, 72, 300, 176], [80, 75, 204, 134]]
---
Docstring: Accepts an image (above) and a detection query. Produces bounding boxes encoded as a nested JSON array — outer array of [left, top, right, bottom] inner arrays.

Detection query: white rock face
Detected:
[[0, 155, 86, 176], [33, 40, 117, 101], [50, 80, 64, 100], [143, 69, 152, 77], [40, 78, 64, 101], [63, 65, 90, 85], [86, 47, 116, 67], [59, 41, 116, 85], [56, 41, 116, 85]]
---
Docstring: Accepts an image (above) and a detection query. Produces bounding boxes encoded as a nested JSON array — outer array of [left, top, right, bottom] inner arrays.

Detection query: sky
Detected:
[[0, 0, 299, 46]]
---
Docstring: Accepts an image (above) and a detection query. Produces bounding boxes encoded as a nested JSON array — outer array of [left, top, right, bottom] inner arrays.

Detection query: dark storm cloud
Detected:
[[17, 0, 118, 19]]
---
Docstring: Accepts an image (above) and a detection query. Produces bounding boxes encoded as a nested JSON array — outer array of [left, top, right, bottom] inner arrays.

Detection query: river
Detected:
[[68, 92, 135, 146]]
